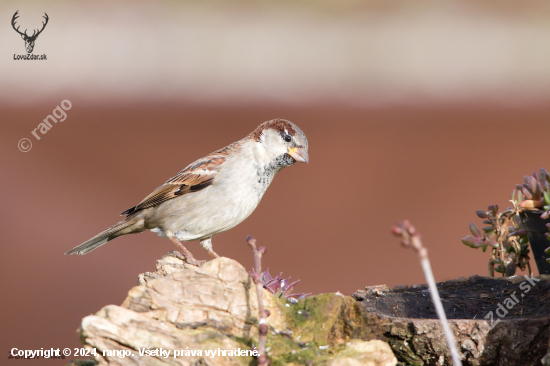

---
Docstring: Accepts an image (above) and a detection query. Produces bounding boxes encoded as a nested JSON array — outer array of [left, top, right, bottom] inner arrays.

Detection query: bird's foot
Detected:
[[185, 257, 207, 267], [169, 236, 209, 267], [165, 250, 206, 267]]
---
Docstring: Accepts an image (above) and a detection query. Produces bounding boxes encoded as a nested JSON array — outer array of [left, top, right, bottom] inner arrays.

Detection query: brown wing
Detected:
[[120, 153, 227, 216]]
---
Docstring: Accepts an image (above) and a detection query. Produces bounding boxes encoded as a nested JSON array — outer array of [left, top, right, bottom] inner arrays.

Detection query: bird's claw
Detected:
[[186, 258, 207, 267], [165, 250, 206, 267]]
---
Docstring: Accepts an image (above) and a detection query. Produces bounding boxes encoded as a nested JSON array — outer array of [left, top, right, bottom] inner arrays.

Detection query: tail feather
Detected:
[[65, 219, 137, 255]]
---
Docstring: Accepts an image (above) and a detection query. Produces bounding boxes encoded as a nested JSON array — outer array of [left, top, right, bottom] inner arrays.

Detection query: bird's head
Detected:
[[251, 119, 309, 169]]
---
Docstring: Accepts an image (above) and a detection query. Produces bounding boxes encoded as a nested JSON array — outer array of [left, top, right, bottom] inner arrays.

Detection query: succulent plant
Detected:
[[516, 168, 550, 219], [251, 268, 311, 300], [461, 222, 499, 251], [462, 203, 531, 277], [462, 168, 550, 277]]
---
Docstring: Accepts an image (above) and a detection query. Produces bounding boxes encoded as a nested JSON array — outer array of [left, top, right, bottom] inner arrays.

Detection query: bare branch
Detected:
[[247, 235, 270, 366], [392, 220, 463, 366]]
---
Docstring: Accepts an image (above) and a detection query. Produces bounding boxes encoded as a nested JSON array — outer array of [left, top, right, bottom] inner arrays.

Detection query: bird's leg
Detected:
[[200, 237, 220, 258], [169, 236, 206, 267]]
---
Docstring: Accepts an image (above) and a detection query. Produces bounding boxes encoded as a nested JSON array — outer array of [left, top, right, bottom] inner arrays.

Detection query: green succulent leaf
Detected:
[[540, 168, 547, 186], [476, 210, 488, 219], [518, 191, 524, 203], [461, 235, 477, 248], [505, 262, 517, 276], [469, 223, 482, 238]]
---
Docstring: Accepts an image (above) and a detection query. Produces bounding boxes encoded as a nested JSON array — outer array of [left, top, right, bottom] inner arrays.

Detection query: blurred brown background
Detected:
[[2, 0, 550, 363]]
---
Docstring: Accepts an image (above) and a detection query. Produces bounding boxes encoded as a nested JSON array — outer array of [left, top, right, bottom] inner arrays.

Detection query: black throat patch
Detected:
[[256, 153, 295, 186]]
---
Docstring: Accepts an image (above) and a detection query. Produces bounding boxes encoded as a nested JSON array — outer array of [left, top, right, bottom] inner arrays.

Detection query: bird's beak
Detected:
[[288, 147, 309, 163]]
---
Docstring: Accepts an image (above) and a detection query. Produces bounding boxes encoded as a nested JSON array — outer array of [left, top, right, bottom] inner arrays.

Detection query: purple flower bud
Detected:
[[476, 210, 488, 218], [391, 226, 403, 236], [489, 205, 498, 214]]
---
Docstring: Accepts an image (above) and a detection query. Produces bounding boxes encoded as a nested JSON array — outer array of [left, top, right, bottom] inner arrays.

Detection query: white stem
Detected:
[[420, 257, 463, 366]]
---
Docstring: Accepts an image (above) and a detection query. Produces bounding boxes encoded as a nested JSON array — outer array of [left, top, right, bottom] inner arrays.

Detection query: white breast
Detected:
[[150, 141, 275, 242]]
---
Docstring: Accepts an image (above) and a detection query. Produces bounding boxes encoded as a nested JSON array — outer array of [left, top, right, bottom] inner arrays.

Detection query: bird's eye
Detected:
[[284, 134, 292, 142]]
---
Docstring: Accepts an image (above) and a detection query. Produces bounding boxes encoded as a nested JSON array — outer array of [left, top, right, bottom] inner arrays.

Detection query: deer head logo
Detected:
[[12, 11, 49, 54]]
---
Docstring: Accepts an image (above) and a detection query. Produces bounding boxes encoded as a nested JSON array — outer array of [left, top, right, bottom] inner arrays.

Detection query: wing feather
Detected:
[[120, 153, 228, 216]]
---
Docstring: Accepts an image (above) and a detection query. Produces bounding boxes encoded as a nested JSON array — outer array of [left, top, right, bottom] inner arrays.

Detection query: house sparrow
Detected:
[[65, 119, 309, 266]]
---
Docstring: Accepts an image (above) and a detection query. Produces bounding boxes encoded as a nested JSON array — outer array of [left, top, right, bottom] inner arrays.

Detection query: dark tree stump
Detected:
[[353, 275, 550, 366]]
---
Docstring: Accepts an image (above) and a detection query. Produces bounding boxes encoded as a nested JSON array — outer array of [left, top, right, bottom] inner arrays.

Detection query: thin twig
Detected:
[[247, 235, 269, 366], [392, 221, 463, 366]]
